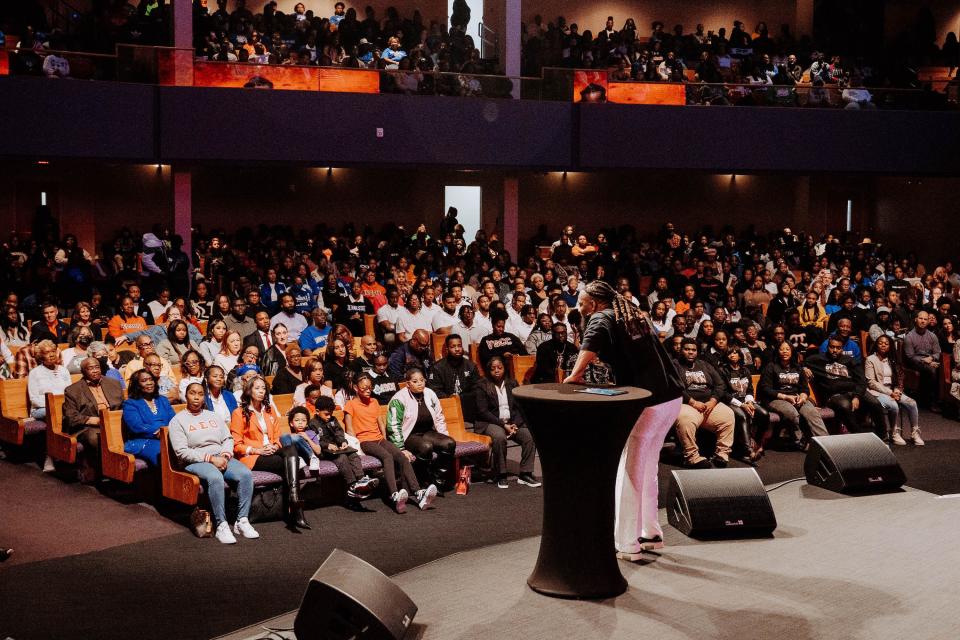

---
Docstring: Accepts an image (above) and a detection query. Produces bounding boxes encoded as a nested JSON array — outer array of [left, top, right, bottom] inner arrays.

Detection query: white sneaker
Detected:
[[42, 455, 56, 473], [392, 489, 408, 514], [215, 521, 237, 544], [309, 456, 320, 472], [911, 430, 925, 446], [416, 484, 438, 510], [891, 431, 907, 446], [233, 517, 260, 539]]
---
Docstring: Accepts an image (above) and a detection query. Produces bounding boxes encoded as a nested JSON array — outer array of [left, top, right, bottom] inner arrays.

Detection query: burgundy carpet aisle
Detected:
[[0, 461, 182, 568]]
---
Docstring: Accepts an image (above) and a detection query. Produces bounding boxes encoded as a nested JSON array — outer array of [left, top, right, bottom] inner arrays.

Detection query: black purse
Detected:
[[619, 314, 685, 403], [248, 485, 285, 523]]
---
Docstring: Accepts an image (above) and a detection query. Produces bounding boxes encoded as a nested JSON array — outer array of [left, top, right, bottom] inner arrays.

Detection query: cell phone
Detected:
[[576, 388, 628, 396]]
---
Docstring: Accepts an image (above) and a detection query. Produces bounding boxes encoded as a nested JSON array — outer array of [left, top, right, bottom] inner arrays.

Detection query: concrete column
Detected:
[[173, 168, 192, 270], [503, 176, 519, 259], [171, 0, 193, 86], [505, 0, 521, 98]]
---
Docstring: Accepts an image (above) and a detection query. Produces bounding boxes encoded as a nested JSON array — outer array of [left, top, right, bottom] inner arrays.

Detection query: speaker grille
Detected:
[[667, 468, 777, 537], [805, 433, 906, 492]]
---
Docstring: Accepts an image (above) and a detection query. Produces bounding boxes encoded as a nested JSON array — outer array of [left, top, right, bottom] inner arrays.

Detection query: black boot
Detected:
[[284, 453, 311, 530]]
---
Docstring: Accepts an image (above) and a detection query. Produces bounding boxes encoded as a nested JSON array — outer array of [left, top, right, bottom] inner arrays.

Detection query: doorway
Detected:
[[444, 186, 482, 244]]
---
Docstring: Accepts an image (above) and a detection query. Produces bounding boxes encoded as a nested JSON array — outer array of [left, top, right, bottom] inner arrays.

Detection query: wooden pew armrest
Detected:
[[159, 427, 200, 505], [0, 416, 24, 445], [46, 393, 77, 464], [457, 431, 492, 447], [99, 408, 137, 483]]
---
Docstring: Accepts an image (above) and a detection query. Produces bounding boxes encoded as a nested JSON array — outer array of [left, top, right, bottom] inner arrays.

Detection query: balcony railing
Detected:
[[2, 45, 955, 110]]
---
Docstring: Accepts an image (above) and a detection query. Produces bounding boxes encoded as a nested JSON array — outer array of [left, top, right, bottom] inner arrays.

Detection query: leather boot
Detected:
[[284, 453, 311, 530]]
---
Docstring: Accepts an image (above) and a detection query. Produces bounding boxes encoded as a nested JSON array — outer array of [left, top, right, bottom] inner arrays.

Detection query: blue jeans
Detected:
[[185, 458, 253, 527], [280, 433, 314, 463], [874, 392, 919, 433], [30, 408, 46, 420]]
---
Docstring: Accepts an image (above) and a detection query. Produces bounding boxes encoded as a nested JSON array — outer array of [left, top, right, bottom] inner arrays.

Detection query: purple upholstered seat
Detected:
[[251, 470, 283, 487], [23, 419, 46, 436], [454, 441, 490, 458]]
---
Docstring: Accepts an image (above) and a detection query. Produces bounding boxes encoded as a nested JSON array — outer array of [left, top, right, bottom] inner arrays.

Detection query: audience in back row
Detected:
[[4, 210, 960, 541]]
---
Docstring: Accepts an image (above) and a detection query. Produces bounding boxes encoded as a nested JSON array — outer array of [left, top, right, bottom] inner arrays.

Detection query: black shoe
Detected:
[[517, 473, 542, 487], [735, 454, 757, 467], [496, 475, 510, 489], [0, 548, 12, 562], [711, 456, 728, 469], [683, 459, 713, 470]]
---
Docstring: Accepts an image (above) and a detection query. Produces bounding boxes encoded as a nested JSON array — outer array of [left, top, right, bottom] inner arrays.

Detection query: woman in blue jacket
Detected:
[[260, 268, 288, 314], [122, 369, 176, 466]]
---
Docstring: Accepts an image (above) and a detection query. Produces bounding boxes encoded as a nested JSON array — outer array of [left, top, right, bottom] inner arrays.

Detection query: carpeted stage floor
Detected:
[[0, 409, 957, 640]]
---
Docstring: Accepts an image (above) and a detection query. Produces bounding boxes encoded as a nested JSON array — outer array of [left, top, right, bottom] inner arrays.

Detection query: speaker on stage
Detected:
[[804, 433, 906, 493], [666, 467, 777, 538], [294, 549, 418, 640]]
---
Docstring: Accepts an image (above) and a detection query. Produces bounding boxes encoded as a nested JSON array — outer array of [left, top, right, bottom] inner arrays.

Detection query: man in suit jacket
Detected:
[[243, 310, 273, 354], [127, 284, 156, 325], [63, 357, 124, 480]]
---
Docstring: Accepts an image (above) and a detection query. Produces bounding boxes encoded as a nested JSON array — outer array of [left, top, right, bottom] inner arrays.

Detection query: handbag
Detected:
[[455, 465, 472, 496], [190, 507, 212, 538], [249, 485, 285, 523], [619, 314, 685, 403]]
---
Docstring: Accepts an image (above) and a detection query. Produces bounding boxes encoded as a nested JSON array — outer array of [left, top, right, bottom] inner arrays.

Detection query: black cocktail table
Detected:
[[513, 383, 651, 599]]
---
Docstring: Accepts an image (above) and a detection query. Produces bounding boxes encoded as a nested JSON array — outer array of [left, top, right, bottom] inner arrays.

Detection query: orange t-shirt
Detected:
[[343, 397, 383, 443]]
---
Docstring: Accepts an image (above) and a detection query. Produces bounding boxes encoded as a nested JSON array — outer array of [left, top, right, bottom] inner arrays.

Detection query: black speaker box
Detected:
[[294, 549, 417, 640], [804, 433, 906, 493], [667, 468, 777, 538]]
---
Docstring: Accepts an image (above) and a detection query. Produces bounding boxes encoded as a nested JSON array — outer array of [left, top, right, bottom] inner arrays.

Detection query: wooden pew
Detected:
[[432, 332, 446, 361], [440, 396, 492, 480], [101, 407, 140, 483], [45, 393, 77, 463], [159, 426, 201, 505], [469, 343, 483, 376], [364, 314, 376, 338], [0, 378, 35, 445], [508, 354, 535, 384], [273, 393, 294, 420]]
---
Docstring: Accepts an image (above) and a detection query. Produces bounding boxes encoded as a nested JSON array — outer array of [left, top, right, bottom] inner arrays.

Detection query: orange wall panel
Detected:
[[608, 82, 686, 105], [193, 62, 320, 91], [317, 68, 380, 94]]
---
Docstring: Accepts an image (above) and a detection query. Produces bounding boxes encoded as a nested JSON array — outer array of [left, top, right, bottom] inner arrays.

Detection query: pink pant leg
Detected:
[[614, 397, 682, 552]]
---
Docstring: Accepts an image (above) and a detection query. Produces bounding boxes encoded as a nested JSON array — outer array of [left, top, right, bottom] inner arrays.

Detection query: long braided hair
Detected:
[[583, 280, 650, 339]]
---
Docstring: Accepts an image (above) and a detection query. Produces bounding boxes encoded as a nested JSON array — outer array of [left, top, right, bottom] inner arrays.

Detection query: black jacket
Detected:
[[428, 356, 478, 421], [758, 361, 807, 402], [532, 339, 576, 383], [805, 352, 865, 397], [259, 345, 287, 378], [475, 377, 526, 428], [269, 367, 301, 395], [308, 414, 351, 456]]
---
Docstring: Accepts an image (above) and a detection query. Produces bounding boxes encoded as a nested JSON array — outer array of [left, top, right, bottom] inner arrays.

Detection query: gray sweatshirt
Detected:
[[168, 409, 235, 465]]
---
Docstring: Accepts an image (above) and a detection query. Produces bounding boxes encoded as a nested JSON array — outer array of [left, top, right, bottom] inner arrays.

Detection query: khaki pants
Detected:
[[675, 402, 735, 464]]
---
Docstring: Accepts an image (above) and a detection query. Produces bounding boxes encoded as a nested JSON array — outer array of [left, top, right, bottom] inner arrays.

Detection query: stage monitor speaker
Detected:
[[804, 433, 906, 493], [667, 467, 777, 538], [294, 549, 417, 640]]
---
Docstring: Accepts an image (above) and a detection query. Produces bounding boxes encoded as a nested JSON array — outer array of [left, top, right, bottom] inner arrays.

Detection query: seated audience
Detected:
[[386, 368, 454, 494], [27, 339, 72, 421], [230, 376, 310, 529], [299, 401, 378, 499], [532, 322, 577, 383], [807, 335, 886, 438], [344, 373, 424, 513], [62, 356, 124, 480], [904, 311, 942, 409], [674, 339, 735, 468], [122, 369, 176, 467], [270, 344, 304, 395], [865, 335, 923, 446], [387, 328, 431, 379], [258, 323, 289, 377], [478, 310, 526, 366], [759, 342, 827, 447], [719, 348, 767, 463], [169, 382, 259, 545], [474, 356, 539, 488], [177, 349, 205, 402]]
